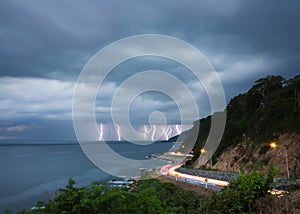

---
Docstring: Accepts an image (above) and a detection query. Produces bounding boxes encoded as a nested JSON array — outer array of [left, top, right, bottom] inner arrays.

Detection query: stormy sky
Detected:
[[0, 0, 299, 141]]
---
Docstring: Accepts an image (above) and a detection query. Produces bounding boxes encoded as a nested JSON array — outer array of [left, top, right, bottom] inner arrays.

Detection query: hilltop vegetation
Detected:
[[187, 75, 300, 170]]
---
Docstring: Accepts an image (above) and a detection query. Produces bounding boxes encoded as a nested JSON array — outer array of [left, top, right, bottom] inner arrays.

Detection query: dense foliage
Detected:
[[16, 170, 276, 214], [188, 75, 300, 165], [203, 166, 277, 213], [17, 178, 201, 214]]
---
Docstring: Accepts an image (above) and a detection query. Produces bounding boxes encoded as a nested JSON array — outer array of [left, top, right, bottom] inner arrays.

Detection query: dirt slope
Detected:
[[214, 133, 300, 177]]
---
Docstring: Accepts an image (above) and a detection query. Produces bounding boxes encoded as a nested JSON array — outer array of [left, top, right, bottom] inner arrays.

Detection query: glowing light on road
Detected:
[[161, 164, 229, 187]]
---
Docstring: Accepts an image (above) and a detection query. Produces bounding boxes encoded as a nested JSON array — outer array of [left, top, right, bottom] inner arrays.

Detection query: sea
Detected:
[[0, 141, 173, 213]]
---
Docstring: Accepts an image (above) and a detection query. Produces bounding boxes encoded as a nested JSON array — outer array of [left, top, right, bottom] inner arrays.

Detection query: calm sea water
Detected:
[[0, 141, 172, 213]]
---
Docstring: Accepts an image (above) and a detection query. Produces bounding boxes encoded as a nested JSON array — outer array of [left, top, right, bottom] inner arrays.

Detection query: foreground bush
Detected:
[[17, 169, 294, 214], [202, 171, 274, 213], [18, 178, 201, 214]]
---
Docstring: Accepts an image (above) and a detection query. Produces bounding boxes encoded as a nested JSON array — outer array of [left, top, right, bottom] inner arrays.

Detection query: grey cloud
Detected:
[[0, 0, 299, 140], [0, 77, 74, 120], [1, 0, 299, 80], [6, 124, 29, 132]]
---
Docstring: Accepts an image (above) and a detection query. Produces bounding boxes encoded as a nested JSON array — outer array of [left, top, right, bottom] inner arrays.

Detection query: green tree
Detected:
[[206, 171, 274, 213]]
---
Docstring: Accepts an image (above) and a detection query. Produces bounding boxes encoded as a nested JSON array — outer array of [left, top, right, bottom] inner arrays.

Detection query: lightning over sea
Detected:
[[97, 124, 192, 142], [0, 124, 192, 212]]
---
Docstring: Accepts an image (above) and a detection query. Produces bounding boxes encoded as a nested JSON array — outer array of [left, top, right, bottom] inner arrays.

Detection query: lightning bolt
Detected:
[[167, 126, 173, 140], [164, 126, 173, 141], [176, 124, 182, 135], [116, 124, 121, 141], [99, 123, 103, 141], [144, 124, 148, 140], [151, 125, 156, 141], [162, 126, 167, 140]]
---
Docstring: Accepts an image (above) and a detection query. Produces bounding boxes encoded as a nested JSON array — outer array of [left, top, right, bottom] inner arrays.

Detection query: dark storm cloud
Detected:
[[0, 0, 118, 78], [1, 0, 299, 79], [0, 0, 299, 140], [159, 1, 300, 80], [0, 0, 166, 78]]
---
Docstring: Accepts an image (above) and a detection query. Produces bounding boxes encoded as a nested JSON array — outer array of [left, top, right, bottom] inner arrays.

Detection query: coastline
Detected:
[[151, 151, 187, 164]]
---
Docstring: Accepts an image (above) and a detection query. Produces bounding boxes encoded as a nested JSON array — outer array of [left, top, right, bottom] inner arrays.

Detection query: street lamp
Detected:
[[200, 148, 213, 167], [269, 142, 277, 149], [269, 142, 290, 179]]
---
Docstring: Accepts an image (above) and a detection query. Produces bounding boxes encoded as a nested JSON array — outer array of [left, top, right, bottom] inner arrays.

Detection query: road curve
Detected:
[[159, 163, 229, 190]]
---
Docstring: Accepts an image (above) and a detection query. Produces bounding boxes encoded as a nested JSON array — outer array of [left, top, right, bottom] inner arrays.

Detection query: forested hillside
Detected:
[[188, 75, 300, 170]]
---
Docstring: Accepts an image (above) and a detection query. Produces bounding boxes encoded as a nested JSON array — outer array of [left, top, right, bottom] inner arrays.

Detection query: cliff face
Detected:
[[214, 133, 300, 177]]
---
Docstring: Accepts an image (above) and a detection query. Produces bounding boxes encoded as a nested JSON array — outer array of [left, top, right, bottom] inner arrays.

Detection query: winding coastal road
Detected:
[[159, 163, 288, 197], [159, 163, 229, 190]]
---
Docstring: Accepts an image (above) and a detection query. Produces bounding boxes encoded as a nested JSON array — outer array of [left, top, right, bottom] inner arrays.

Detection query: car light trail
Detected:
[[161, 163, 229, 187]]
